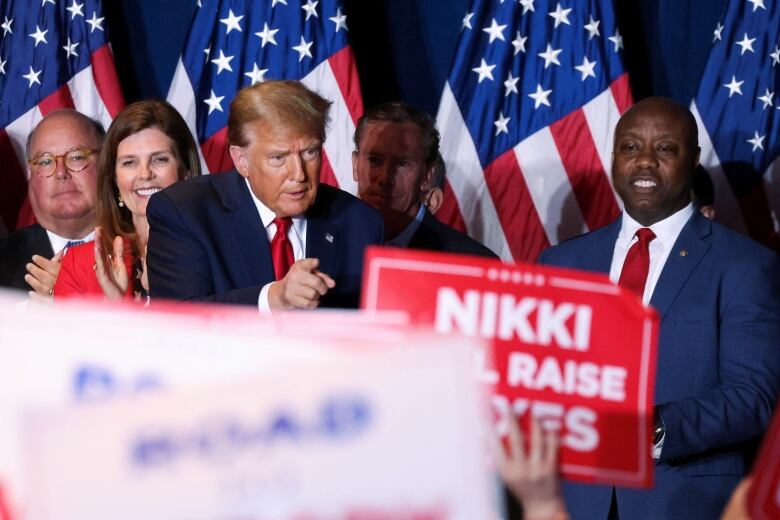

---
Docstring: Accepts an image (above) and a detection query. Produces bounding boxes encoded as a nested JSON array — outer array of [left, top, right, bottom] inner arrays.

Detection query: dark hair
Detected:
[[430, 153, 446, 189], [354, 101, 440, 166], [96, 99, 201, 258], [228, 80, 332, 146], [26, 109, 105, 158]]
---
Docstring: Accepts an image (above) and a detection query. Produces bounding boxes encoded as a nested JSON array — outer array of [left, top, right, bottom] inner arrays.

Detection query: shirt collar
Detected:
[[46, 229, 95, 254], [387, 204, 426, 248], [619, 203, 695, 249], [245, 178, 306, 233]]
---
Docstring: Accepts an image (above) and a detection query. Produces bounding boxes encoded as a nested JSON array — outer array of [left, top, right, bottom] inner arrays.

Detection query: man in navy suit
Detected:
[[146, 80, 383, 309], [539, 97, 780, 519], [352, 101, 496, 258]]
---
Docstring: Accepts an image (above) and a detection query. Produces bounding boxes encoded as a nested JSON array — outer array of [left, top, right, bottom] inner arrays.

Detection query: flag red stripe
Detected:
[[550, 109, 620, 231], [328, 46, 364, 124], [38, 85, 75, 114], [610, 73, 633, 114], [15, 198, 35, 229], [0, 130, 28, 232], [320, 149, 340, 188], [437, 180, 468, 233], [200, 127, 233, 174], [484, 149, 549, 262], [91, 45, 125, 117]]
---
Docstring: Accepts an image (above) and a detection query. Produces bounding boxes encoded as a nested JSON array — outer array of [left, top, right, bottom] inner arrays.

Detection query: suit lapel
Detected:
[[407, 209, 439, 250], [215, 172, 275, 283], [306, 218, 338, 276], [304, 189, 339, 276], [32, 224, 55, 258], [581, 217, 621, 274], [649, 212, 711, 319]]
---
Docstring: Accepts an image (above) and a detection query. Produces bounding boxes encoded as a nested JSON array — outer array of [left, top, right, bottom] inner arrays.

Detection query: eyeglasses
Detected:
[[27, 148, 99, 178]]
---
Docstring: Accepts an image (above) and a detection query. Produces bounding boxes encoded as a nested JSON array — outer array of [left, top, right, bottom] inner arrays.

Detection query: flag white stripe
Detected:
[[582, 89, 622, 210], [167, 58, 210, 175], [5, 67, 117, 182], [690, 101, 747, 234], [68, 67, 112, 132], [436, 82, 512, 261], [514, 127, 588, 245], [5, 105, 43, 174], [301, 60, 357, 194]]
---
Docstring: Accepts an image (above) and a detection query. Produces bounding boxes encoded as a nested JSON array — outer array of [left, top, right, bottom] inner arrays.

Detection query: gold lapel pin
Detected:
[[679, 249, 688, 257]]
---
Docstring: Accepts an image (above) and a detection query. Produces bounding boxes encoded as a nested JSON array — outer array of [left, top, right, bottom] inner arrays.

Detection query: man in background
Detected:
[[539, 97, 780, 519], [422, 153, 445, 215], [352, 101, 496, 258], [147, 80, 383, 309], [0, 110, 103, 295]]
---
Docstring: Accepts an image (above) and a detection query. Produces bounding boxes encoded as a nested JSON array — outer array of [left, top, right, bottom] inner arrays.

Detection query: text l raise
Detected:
[[435, 287, 593, 351]]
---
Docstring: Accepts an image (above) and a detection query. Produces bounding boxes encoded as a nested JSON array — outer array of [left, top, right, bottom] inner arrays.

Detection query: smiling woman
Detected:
[[53, 100, 202, 302]]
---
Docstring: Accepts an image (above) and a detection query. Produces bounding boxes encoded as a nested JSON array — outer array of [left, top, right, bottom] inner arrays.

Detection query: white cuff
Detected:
[[258, 282, 273, 313]]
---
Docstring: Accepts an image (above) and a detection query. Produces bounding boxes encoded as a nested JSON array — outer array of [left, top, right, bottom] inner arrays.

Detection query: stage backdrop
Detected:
[[7, 0, 753, 251], [105, 0, 723, 111]]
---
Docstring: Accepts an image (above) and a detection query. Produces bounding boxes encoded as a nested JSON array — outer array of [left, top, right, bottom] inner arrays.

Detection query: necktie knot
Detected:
[[618, 228, 656, 298], [64, 239, 84, 249], [272, 216, 292, 237], [635, 227, 656, 245]]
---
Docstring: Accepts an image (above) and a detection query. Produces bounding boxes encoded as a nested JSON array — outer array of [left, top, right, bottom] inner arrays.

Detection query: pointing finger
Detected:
[[312, 269, 336, 289]]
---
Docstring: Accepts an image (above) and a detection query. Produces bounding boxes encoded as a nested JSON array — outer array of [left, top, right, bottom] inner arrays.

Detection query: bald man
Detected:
[[0, 110, 103, 295], [539, 98, 780, 519]]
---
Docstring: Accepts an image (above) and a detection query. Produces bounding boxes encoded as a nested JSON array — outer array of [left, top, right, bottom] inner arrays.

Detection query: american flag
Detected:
[[692, 0, 780, 249], [167, 0, 362, 194], [0, 0, 123, 235], [436, 0, 631, 262]]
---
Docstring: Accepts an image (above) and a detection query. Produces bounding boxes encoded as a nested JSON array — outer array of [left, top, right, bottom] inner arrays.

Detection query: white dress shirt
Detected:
[[245, 179, 307, 311], [609, 203, 695, 306], [46, 229, 95, 255], [609, 202, 694, 457]]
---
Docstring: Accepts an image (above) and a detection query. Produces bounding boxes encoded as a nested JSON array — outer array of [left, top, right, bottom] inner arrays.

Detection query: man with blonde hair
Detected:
[[146, 80, 383, 309]]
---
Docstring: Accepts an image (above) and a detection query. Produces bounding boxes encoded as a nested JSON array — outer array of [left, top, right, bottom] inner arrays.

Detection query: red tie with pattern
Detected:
[[270, 217, 295, 280], [618, 227, 656, 297]]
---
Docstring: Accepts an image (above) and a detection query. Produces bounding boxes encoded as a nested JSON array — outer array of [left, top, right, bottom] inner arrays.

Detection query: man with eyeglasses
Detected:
[[0, 110, 104, 296]]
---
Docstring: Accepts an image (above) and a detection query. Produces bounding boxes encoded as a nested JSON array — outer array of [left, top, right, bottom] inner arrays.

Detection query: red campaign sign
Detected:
[[361, 247, 659, 488], [748, 403, 780, 520]]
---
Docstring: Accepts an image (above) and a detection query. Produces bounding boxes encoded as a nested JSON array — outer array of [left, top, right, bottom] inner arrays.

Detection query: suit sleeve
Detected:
[[146, 191, 261, 305], [657, 253, 780, 462]]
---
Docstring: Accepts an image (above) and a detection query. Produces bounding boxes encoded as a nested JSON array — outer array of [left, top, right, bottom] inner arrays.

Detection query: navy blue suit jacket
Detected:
[[539, 211, 780, 520], [407, 208, 498, 258], [146, 170, 383, 308], [0, 223, 54, 291]]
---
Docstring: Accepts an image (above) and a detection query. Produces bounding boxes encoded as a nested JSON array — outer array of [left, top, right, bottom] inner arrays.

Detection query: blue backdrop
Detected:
[[104, 0, 725, 113]]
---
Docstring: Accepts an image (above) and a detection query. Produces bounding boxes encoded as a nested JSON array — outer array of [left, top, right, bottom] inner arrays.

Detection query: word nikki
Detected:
[[435, 287, 592, 350]]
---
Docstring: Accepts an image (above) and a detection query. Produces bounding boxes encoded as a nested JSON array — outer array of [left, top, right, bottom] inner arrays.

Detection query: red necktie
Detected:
[[618, 227, 656, 297], [270, 217, 295, 280]]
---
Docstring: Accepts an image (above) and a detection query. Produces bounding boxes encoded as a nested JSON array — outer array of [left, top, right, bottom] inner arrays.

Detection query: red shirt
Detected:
[[53, 239, 135, 299]]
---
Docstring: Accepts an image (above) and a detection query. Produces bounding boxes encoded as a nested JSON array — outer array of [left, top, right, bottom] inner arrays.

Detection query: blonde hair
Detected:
[[227, 80, 332, 146]]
